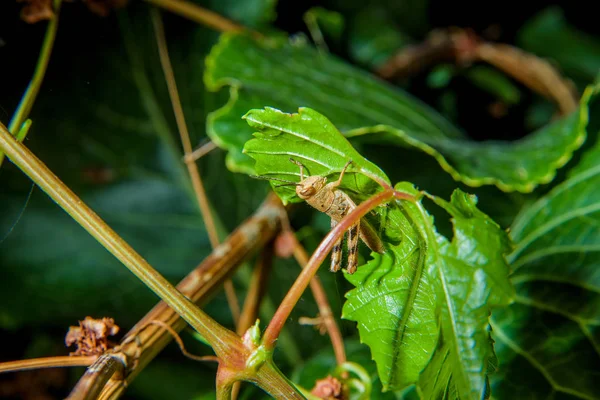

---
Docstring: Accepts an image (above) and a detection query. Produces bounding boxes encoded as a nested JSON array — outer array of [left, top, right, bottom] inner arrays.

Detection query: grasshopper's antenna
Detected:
[[249, 175, 300, 186], [289, 158, 306, 180]]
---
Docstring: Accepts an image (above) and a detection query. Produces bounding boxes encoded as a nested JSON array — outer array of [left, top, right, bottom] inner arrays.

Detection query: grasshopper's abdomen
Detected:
[[325, 190, 352, 220]]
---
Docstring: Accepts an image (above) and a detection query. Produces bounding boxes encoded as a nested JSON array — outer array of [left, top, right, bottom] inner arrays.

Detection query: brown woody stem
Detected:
[[93, 195, 284, 399], [66, 355, 126, 400]]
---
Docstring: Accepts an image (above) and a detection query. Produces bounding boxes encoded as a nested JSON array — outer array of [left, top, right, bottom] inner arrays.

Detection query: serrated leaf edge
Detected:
[[345, 81, 593, 193]]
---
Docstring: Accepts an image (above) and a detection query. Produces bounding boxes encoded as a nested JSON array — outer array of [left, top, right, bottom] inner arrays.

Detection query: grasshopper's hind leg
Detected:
[[330, 219, 343, 272], [346, 221, 360, 274]]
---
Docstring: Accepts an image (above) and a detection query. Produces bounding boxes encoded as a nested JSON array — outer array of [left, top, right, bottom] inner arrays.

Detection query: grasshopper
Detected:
[[255, 159, 385, 274]]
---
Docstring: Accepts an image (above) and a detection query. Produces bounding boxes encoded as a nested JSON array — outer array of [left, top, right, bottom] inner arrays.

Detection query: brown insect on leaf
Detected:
[[253, 159, 385, 274], [65, 316, 120, 356]]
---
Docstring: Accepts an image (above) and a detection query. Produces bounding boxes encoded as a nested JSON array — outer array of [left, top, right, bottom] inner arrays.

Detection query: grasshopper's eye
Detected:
[[299, 186, 316, 197]]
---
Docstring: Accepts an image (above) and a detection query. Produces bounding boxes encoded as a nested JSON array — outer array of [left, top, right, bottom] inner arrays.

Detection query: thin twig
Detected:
[[151, 8, 240, 327], [122, 320, 219, 363], [237, 244, 274, 336], [262, 189, 415, 349], [232, 244, 275, 399], [474, 42, 578, 114], [377, 28, 578, 115], [0, 0, 62, 167], [292, 236, 346, 366], [93, 194, 284, 399], [0, 121, 245, 363], [184, 140, 218, 163], [143, 0, 248, 34], [0, 355, 96, 374], [277, 211, 346, 365]]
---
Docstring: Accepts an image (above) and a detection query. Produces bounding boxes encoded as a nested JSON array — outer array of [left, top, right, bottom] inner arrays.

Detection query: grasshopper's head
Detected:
[[296, 176, 327, 199]]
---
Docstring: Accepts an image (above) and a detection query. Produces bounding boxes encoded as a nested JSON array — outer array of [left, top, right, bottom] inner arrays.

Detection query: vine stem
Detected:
[[0, 355, 96, 373], [292, 237, 346, 366], [0, 121, 245, 362], [262, 188, 415, 349], [0, 0, 62, 167]]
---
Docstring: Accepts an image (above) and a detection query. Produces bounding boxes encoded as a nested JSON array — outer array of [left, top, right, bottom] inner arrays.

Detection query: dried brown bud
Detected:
[[17, 0, 53, 24], [274, 230, 296, 258], [65, 316, 120, 356], [310, 376, 348, 400]]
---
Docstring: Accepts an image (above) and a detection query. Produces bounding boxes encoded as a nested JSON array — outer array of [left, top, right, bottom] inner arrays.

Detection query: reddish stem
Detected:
[[262, 188, 415, 349], [293, 238, 346, 366]]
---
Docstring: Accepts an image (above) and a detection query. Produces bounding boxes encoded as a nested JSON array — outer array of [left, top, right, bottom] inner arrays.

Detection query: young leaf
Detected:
[[343, 184, 514, 397], [490, 121, 600, 399], [417, 190, 514, 399], [342, 197, 438, 391], [205, 33, 594, 192], [243, 107, 389, 204]]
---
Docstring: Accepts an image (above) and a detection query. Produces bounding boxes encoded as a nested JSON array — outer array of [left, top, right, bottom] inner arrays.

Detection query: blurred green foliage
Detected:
[[1, 0, 599, 398]]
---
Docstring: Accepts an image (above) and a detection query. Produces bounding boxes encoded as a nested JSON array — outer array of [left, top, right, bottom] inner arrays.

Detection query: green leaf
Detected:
[[342, 232, 438, 391], [417, 190, 514, 399], [342, 184, 514, 396], [490, 112, 600, 398], [205, 33, 594, 192], [243, 106, 389, 204]]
